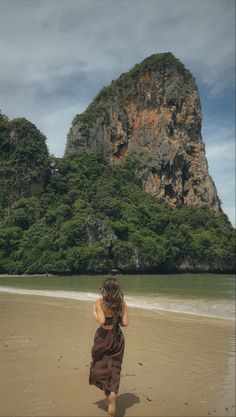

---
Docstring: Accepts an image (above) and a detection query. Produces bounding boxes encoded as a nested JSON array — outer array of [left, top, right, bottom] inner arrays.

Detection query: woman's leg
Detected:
[[105, 394, 109, 409], [105, 389, 110, 408], [107, 391, 116, 417]]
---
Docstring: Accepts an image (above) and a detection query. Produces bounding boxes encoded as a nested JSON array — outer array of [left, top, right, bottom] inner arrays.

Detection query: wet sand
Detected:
[[0, 292, 235, 417]]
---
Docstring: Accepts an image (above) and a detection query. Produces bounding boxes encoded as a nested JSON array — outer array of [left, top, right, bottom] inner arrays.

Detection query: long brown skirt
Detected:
[[89, 324, 125, 395]]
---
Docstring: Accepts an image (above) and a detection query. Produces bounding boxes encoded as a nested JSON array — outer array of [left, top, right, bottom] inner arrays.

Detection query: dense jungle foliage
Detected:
[[0, 113, 235, 274]]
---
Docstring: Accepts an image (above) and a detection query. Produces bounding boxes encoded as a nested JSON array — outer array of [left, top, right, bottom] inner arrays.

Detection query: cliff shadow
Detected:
[[94, 392, 140, 416]]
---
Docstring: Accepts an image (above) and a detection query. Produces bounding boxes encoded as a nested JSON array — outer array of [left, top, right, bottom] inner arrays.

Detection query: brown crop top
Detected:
[[104, 316, 116, 326]]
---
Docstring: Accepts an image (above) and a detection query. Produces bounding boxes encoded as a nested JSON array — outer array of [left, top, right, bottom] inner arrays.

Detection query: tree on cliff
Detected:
[[0, 113, 51, 211]]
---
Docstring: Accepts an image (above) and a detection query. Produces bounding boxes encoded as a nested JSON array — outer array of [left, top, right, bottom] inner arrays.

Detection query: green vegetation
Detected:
[[0, 116, 235, 275], [0, 113, 50, 212], [72, 103, 108, 136]]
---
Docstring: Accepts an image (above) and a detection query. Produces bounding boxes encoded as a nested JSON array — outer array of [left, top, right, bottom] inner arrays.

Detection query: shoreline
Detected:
[[0, 285, 235, 322], [0, 292, 235, 416], [0, 274, 55, 278], [0, 270, 235, 278]]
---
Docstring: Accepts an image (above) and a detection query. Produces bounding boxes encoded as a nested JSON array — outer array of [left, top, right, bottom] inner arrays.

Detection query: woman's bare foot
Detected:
[[107, 392, 116, 417]]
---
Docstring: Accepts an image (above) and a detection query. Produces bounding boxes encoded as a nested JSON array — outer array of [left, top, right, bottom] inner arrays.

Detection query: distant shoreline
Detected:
[[0, 271, 235, 278], [0, 274, 55, 278]]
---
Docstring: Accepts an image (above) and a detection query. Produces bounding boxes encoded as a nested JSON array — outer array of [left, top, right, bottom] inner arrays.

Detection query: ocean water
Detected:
[[0, 274, 235, 320]]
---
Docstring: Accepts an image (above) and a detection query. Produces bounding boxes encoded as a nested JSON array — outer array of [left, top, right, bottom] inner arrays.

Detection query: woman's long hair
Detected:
[[100, 277, 124, 321]]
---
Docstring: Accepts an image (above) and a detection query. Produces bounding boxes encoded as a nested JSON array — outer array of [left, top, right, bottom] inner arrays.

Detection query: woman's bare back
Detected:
[[93, 299, 128, 329]]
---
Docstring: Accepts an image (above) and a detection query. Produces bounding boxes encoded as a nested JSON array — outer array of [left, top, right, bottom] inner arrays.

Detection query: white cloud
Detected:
[[204, 123, 235, 166], [204, 123, 235, 226], [39, 104, 86, 157], [206, 141, 235, 165], [221, 205, 235, 227]]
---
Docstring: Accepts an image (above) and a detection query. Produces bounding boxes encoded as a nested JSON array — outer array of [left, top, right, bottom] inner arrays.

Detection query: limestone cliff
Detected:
[[66, 53, 221, 212]]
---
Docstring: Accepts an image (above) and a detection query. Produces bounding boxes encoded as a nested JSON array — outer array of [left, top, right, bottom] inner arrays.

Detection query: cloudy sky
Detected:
[[0, 0, 235, 225]]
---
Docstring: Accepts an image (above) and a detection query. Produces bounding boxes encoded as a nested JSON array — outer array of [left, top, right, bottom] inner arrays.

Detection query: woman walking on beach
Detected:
[[89, 277, 129, 417]]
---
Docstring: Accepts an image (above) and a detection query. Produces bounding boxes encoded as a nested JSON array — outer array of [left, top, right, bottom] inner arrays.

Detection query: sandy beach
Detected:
[[0, 292, 235, 417]]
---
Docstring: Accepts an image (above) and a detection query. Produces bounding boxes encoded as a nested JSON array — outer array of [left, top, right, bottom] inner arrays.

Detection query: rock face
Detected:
[[86, 219, 117, 248], [66, 53, 221, 212]]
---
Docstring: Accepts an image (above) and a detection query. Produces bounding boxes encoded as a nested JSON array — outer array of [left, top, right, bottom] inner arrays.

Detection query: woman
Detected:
[[89, 277, 129, 417]]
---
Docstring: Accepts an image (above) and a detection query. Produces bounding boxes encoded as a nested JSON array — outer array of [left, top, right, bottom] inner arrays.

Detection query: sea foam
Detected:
[[0, 286, 234, 320]]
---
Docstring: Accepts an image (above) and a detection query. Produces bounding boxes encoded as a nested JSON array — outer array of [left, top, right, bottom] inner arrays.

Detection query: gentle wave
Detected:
[[0, 286, 234, 320], [0, 286, 98, 301]]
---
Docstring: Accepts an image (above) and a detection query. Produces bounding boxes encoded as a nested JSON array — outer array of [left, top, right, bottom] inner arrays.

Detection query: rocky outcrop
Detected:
[[177, 257, 235, 274], [66, 53, 221, 213], [86, 219, 117, 248]]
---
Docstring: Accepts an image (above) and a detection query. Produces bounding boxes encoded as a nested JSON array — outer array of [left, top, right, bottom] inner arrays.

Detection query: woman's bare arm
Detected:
[[120, 300, 129, 327], [93, 300, 105, 325], [93, 303, 99, 323]]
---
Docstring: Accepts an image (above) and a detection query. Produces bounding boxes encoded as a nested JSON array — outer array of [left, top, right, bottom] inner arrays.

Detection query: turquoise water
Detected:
[[0, 274, 235, 319]]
